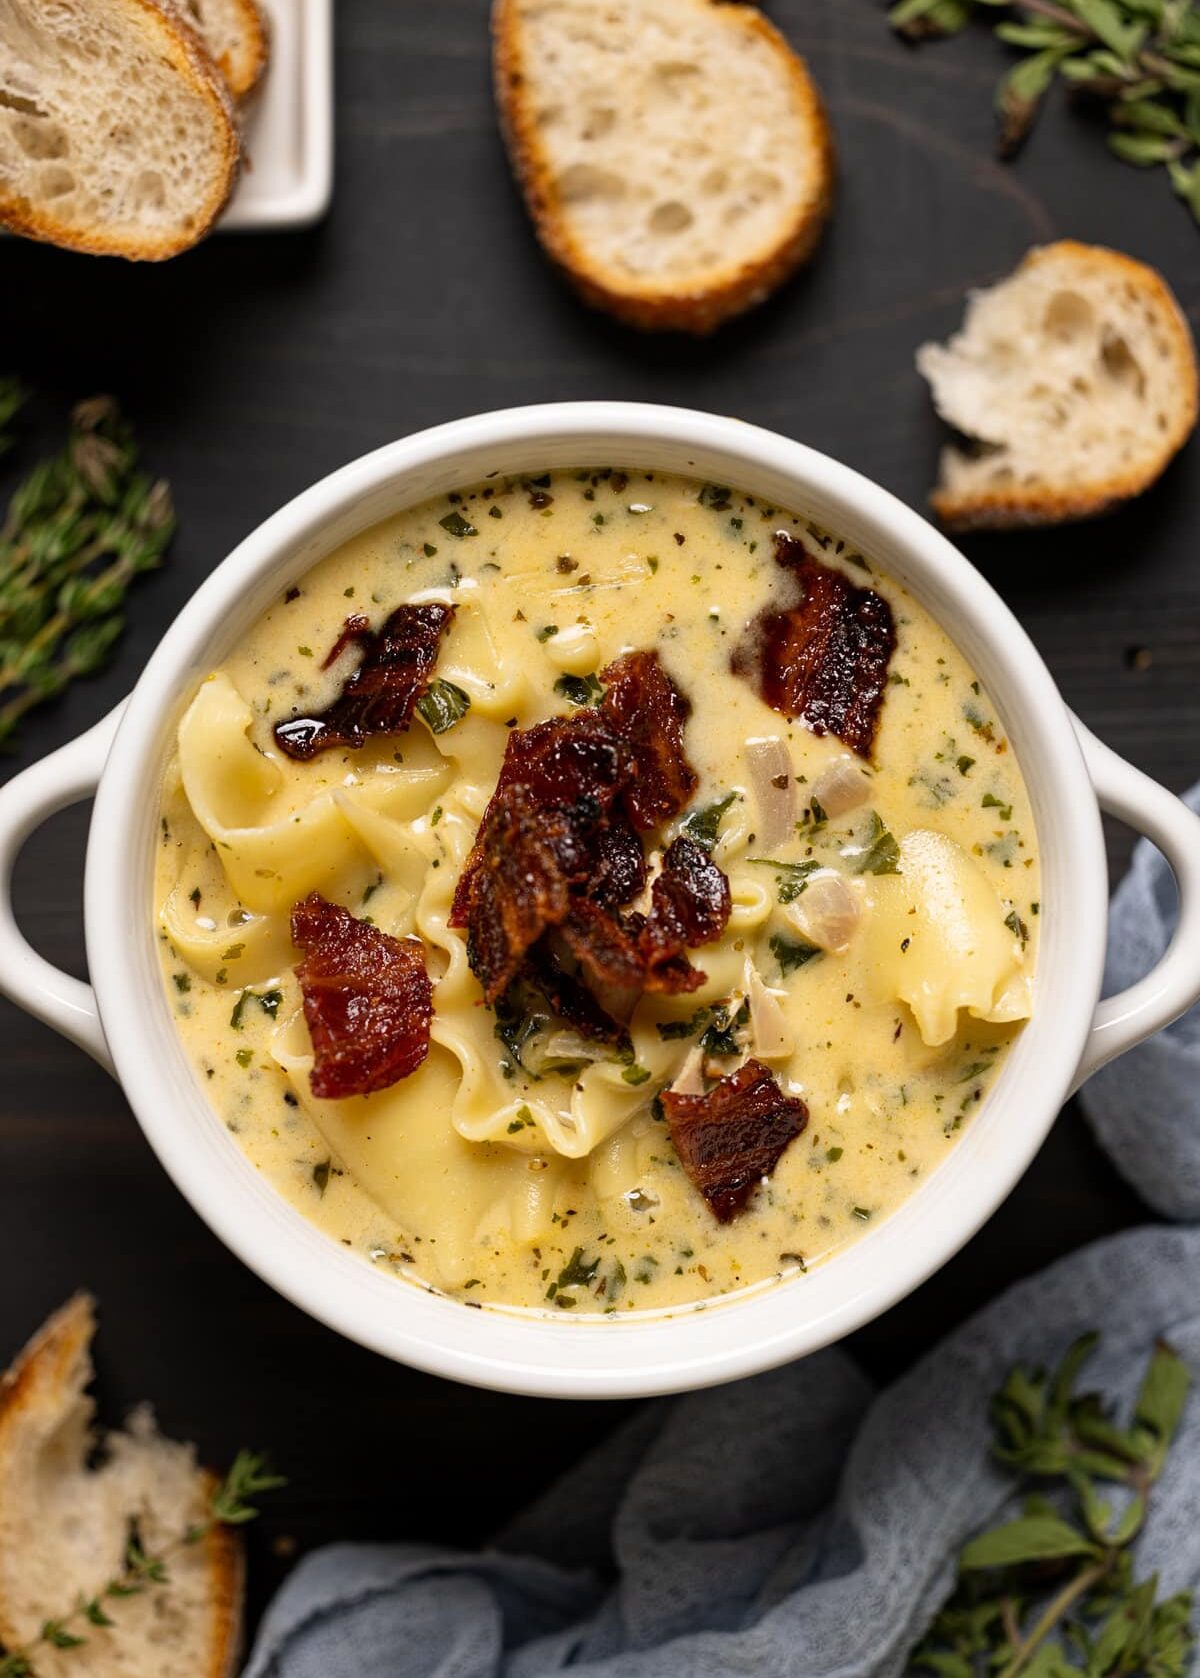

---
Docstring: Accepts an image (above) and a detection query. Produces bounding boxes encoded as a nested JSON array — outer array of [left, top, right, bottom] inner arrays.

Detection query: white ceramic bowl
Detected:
[[2, 403, 1199, 1400]]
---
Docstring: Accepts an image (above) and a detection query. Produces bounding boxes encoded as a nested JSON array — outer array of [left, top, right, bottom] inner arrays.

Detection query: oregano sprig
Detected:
[[910, 1335, 1194, 1678], [0, 1450, 284, 1678], [886, 0, 1200, 222], [0, 389, 174, 748]]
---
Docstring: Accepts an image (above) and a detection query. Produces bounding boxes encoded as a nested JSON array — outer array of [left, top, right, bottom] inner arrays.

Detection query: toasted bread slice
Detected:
[[0, 0, 240, 260], [917, 241, 1198, 531], [493, 0, 834, 333], [181, 0, 269, 100], [0, 1296, 243, 1678]]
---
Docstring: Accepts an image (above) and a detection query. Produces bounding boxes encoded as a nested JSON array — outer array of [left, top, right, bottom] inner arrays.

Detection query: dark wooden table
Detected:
[[2, 0, 1196, 1632]]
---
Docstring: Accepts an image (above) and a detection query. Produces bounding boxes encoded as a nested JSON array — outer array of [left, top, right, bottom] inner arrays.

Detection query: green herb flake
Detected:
[[416, 679, 471, 734], [535, 624, 560, 642], [235, 1048, 253, 1068], [657, 1006, 714, 1042], [849, 811, 901, 876], [622, 1063, 651, 1086], [438, 510, 476, 539], [554, 672, 604, 706], [1005, 908, 1030, 946], [747, 856, 819, 903], [983, 791, 1014, 821], [770, 934, 823, 977], [700, 999, 750, 1056], [956, 755, 976, 776], [556, 1247, 600, 1290], [172, 973, 191, 994], [680, 792, 737, 853], [312, 1157, 332, 1196]]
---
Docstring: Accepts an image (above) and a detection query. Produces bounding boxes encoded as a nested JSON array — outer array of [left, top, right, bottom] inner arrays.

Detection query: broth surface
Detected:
[[155, 469, 1039, 1315]]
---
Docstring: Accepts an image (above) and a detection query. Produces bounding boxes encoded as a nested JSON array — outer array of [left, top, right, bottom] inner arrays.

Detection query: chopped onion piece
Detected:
[[745, 737, 795, 849], [786, 872, 861, 953], [813, 755, 872, 818], [670, 1044, 707, 1096], [744, 960, 794, 1060]]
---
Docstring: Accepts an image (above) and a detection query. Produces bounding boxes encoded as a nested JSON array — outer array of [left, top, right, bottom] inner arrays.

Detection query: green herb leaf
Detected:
[[960, 1514, 1098, 1570], [848, 811, 901, 875], [680, 792, 737, 852], [657, 1007, 714, 1041], [438, 510, 476, 538], [699, 999, 750, 1056], [416, 678, 471, 734], [554, 672, 604, 706], [770, 933, 822, 976]]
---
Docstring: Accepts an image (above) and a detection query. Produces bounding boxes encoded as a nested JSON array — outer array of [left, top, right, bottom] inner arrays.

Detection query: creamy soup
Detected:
[[154, 468, 1039, 1316]]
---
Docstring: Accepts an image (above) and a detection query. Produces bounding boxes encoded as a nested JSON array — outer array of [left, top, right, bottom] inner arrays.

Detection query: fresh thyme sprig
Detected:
[[0, 389, 174, 748], [887, 0, 1200, 221], [0, 1450, 284, 1678], [910, 1335, 1193, 1678]]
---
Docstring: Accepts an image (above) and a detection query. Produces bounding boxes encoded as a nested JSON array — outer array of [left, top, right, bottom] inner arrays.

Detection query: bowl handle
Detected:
[[0, 705, 125, 1075], [1072, 718, 1200, 1091]]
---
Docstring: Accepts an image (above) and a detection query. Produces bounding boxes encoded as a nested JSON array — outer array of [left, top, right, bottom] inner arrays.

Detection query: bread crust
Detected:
[[492, 0, 835, 334], [0, 1295, 245, 1678], [930, 241, 1199, 532], [181, 0, 270, 100], [0, 0, 241, 261]]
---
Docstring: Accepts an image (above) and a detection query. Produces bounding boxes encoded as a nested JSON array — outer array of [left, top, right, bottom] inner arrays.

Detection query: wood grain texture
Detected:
[[0, 0, 1191, 1632]]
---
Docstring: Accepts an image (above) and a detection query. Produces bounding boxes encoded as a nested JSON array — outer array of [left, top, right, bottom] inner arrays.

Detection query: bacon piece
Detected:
[[521, 945, 629, 1047], [600, 650, 698, 829], [590, 816, 647, 909], [274, 602, 455, 760], [456, 786, 580, 1004], [561, 898, 649, 995], [661, 1059, 808, 1222], [449, 710, 628, 928], [291, 893, 432, 1099], [492, 708, 629, 814], [640, 836, 731, 989], [732, 534, 896, 759]]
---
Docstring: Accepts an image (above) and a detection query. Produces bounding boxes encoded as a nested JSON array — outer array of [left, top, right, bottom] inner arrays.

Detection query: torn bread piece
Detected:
[[917, 241, 1198, 531], [0, 1295, 243, 1678], [0, 0, 241, 260], [492, 0, 835, 333]]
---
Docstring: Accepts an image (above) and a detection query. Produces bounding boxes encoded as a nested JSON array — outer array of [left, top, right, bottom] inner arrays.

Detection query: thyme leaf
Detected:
[[908, 1336, 1193, 1678], [888, 0, 1200, 222], [0, 390, 174, 749]]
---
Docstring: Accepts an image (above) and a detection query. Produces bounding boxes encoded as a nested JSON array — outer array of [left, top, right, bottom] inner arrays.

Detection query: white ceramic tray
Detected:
[[221, 0, 334, 231]]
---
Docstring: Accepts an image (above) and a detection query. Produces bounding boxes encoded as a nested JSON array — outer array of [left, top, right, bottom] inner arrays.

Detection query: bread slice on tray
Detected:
[[917, 241, 1198, 531], [0, 1295, 243, 1678], [182, 0, 270, 100], [0, 0, 241, 260], [492, 0, 835, 333]]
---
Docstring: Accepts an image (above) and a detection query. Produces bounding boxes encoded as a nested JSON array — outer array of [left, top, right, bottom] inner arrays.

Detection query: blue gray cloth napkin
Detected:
[[244, 792, 1200, 1678]]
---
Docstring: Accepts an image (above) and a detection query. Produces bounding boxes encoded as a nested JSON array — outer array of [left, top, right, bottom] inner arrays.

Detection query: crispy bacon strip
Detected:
[[521, 944, 629, 1046], [457, 786, 581, 1004], [661, 1059, 808, 1222], [450, 648, 713, 1010], [274, 602, 455, 760], [733, 534, 896, 759], [449, 711, 627, 928], [640, 835, 730, 989], [600, 650, 698, 829], [291, 893, 432, 1099], [561, 898, 649, 995], [589, 816, 647, 909]]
